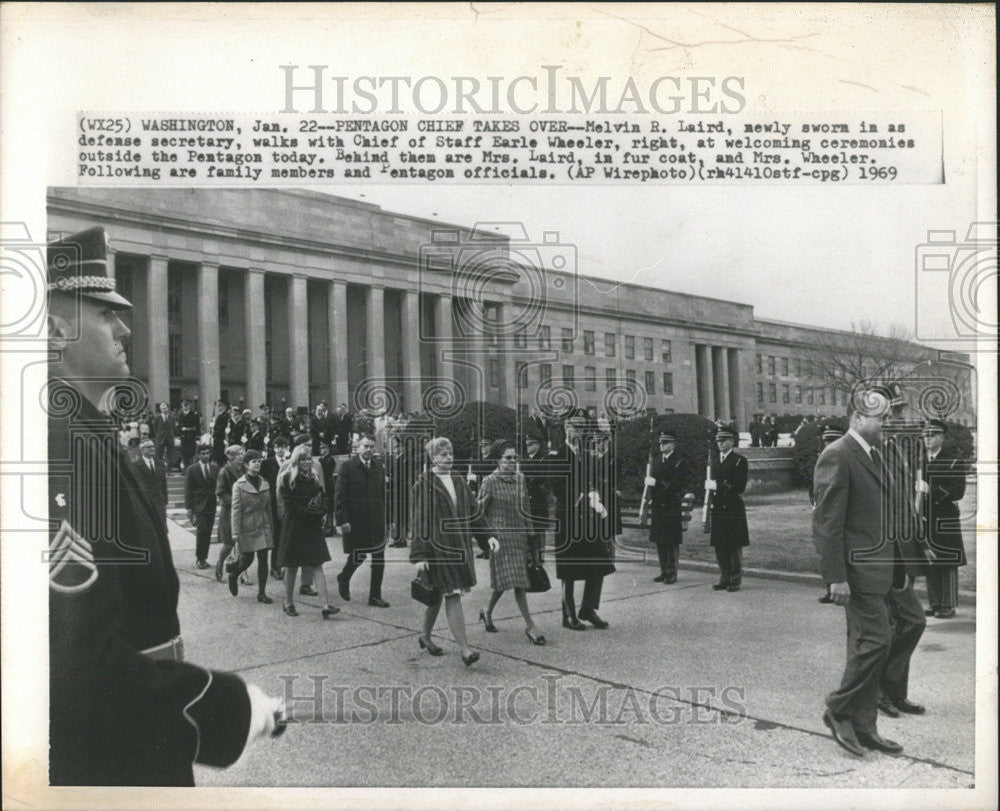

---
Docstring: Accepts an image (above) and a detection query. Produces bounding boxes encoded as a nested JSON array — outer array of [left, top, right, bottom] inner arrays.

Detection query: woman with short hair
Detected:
[[227, 449, 275, 603], [213, 444, 245, 582]]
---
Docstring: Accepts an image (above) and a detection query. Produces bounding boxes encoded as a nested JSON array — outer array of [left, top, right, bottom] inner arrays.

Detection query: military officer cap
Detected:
[[923, 418, 947, 434], [47, 226, 132, 310], [658, 430, 677, 443], [714, 424, 737, 441], [821, 424, 845, 442]]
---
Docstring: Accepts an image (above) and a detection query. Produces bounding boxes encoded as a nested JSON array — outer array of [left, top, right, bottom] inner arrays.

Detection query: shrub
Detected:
[[432, 401, 518, 462], [614, 414, 718, 501], [792, 418, 848, 489]]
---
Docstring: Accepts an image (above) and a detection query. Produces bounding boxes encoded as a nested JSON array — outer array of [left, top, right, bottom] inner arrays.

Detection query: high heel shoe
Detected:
[[461, 650, 480, 667], [525, 629, 546, 646], [479, 608, 498, 633], [419, 636, 444, 656], [321, 605, 340, 619]]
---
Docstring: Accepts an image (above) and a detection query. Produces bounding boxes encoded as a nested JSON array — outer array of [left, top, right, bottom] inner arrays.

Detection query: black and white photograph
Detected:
[[0, 4, 995, 809]]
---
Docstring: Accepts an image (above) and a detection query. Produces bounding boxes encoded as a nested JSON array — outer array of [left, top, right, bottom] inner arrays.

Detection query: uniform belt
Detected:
[[141, 636, 185, 662]]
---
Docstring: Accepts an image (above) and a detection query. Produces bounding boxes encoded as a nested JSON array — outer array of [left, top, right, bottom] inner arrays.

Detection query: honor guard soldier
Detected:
[[705, 423, 750, 591], [644, 430, 695, 584], [46, 227, 284, 786]]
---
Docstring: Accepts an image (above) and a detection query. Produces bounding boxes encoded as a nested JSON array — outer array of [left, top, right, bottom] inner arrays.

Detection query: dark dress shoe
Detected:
[[726, 584, 740, 592], [299, 584, 319, 596], [653, 574, 666, 583], [337, 575, 351, 602], [822, 709, 865, 756], [419, 636, 444, 656], [462, 651, 480, 667], [935, 608, 955, 619], [877, 697, 900, 718], [819, 594, 834, 604], [856, 730, 903, 754], [664, 575, 677, 584], [924, 607, 938, 616], [712, 582, 727, 591], [257, 594, 274, 604], [196, 559, 210, 570], [890, 697, 926, 715], [228, 572, 239, 596], [562, 616, 586, 631], [578, 609, 609, 629], [368, 597, 390, 608], [321, 605, 341, 619]]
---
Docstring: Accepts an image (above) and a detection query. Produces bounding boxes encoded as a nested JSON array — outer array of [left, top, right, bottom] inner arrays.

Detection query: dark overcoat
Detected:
[[648, 451, 694, 547], [709, 451, 750, 549], [920, 449, 967, 567], [334, 455, 387, 555]]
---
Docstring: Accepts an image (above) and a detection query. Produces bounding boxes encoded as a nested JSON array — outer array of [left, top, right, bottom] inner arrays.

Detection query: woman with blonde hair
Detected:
[[278, 444, 339, 619], [410, 437, 494, 666]]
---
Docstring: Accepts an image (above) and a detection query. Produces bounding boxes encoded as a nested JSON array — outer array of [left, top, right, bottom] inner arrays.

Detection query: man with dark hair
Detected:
[[45, 226, 283, 785], [813, 386, 928, 757], [333, 402, 353, 455], [176, 399, 201, 468], [185, 444, 219, 569]]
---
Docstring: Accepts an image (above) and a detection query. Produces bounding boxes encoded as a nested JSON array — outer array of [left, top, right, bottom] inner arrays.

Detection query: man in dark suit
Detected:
[[46, 226, 283, 785], [521, 427, 552, 563], [134, 438, 168, 525], [707, 424, 749, 591], [334, 433, 389, 607], [646, 430, 694, 584], [333, 403, 353, 455], [151, 402, 177, 471], [185, 444, 219, 569], [176, 399, 201, 468], [813, 386, 928, 757], [917, 419, 967, 619], [310, 401, 333, 455]]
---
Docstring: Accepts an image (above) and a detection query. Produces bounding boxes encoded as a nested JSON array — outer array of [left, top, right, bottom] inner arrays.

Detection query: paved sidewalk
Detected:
[[164, 518, 976, 789]]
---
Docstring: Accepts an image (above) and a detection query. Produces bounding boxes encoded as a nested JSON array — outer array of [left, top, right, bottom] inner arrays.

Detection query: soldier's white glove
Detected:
[[704, 480, 717, 491], [467, 467, 476, 484], [915, 479, 930, 494], [643, 476, 657, 488], [488, 537, 500, 552], [414, 560, 430, 573], [588, 491, 608, 519], [245, 684, 285, 745]]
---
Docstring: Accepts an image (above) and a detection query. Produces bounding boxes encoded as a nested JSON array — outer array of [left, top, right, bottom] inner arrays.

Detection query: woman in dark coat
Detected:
[[210, 400, 229, 467], [410, 437, 494, 666], [278, 444, 339, 619]]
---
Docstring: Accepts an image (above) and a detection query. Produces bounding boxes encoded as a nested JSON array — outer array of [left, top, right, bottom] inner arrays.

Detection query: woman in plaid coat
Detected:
[[477, 440, 546, 645]]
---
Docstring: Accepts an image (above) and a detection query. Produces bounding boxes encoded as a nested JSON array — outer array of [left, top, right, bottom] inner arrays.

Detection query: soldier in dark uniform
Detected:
[[45, 227, 283, 786], [706, 423, 750, 591], [176, 399, 201, 468], [521, 426, 552, 564], [645, 430, 694, 584]]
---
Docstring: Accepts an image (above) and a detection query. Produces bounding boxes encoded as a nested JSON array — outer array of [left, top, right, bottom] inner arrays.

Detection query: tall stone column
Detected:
[[499, 303, 517, 409], [365, 284, 386, 386], [328, 281, 349, 407], [400, 289, 422, 412], [244, 269, 267, 409], [288, 274, 310, 407], [106, 249, 116, 281], [712, 346, 730, 422], [146, 255, 170, 407], [197, 262, 221, 413], [434, 294, 455, 404], [695, 344, 715, 418], [727, 348, 744, 428]]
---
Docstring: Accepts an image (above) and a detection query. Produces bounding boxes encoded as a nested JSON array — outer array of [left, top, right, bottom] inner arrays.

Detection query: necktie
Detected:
[[147, 459, 155, 473], [203, 464, 209, 480]]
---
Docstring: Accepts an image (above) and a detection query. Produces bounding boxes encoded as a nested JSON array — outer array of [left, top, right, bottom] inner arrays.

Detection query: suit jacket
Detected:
[[133, 457, 168, 517], [334, 455, 386, 553], [151, 414, 176, 448], [48, 384, 251, 786], [334, 413, 353, 454], [184, 461, 219, 517], [310, 414, 335, 455], [649, 452, 694, 546], [919, 448, 967, 566], [813, 433, 905, 594], [176, 409, 201, 441]]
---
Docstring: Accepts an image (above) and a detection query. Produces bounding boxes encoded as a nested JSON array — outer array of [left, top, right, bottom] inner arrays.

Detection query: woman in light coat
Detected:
[[226, 449, 275, 603]]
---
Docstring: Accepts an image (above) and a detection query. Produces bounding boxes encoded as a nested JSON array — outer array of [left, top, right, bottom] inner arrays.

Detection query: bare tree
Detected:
[[806, 321, 926, 395]]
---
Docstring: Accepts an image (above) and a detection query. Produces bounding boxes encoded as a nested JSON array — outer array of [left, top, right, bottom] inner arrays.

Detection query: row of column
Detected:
[[126, 254, 460, 412], [695, 344, 743, 424]]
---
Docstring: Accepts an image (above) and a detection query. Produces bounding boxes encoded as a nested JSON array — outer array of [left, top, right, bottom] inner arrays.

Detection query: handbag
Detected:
[[411, 570, 442, 607], [525, 561, 551, 593]]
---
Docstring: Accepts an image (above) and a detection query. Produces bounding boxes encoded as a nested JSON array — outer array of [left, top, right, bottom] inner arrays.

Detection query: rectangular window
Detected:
[[625, 369, 636, 391], [807, 387, 814, 405], [561, 327, 574, 353], [539, 363, 552, 387], [624, 335, 635, 359], [605, 367, 617, 389], [516, 361, 528, 389], [484, 302, 500, 346], [768, 356, 776, 375], [756, 354, 763, 374], [768, 383, 777, 403], [583, 330, 595, 355], [585, 366, 596, 391], [819, 388, 826, 405], [662, 339, 672, 364], [782, 383, 790, 404], [562, 364, 575, 389], [643, 337, 654, 361], [781, 357, 789, 376], [605, 332, 616, 357], [794, 385, 802, 404], [168, 334, 182, 378], [514, 326, 527, 348], [645, 370, 655, 394], [538, 325, 551, 350], [757, 382, 764, 403], [794, 358, 802, 377], [663, 372, 674, 395], [488, 358, 500, 387]]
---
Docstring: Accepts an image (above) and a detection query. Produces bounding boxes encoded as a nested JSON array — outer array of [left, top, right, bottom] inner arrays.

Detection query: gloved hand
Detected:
[[488, 537, 500, 552], [414, 560, 430, 573], [643, 476, 657, 488], [245, 684, 286, 746], [704, 479, 717, 491]]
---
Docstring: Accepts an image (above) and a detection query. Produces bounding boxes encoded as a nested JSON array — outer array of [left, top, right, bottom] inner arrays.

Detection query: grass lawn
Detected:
[[617, 482, 978, 593]]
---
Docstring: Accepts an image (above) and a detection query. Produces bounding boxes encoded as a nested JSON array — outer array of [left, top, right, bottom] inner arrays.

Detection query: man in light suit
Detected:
[[134, 438, 168, 527], [813, 386, 927, 757], [185, 443, 219, 569]]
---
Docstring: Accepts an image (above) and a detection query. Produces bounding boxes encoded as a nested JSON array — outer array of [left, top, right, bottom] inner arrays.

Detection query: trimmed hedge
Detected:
[[432, 401, 518, 462], [614, 414, 718, 501]]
